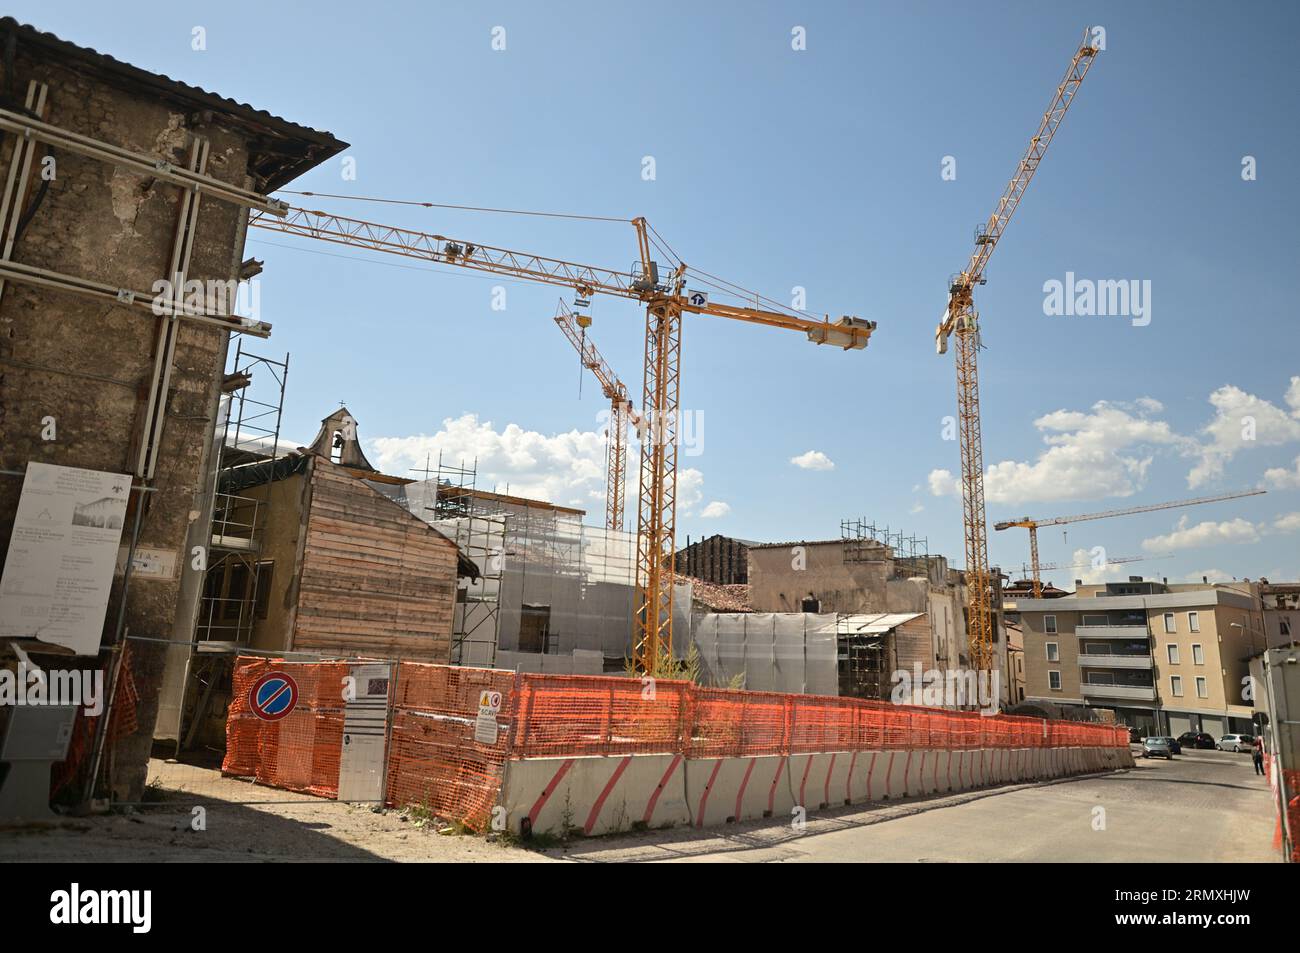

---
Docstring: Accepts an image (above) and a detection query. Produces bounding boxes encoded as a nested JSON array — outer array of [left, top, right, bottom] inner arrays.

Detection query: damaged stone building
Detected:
[[689, 535, 1011, 704], [0, 18, 344, 799]]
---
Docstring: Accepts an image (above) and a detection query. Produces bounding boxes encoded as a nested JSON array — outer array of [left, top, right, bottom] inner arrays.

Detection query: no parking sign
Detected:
[[250, 671, 299, 721]]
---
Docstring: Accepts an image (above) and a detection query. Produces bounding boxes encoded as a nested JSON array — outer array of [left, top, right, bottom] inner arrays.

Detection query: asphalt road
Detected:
[[551, 747, 1280, 863]]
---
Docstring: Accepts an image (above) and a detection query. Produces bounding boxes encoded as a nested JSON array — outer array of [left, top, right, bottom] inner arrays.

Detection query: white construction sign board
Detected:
[[0, 462, 130, 655], [474, 690, 503, 745]]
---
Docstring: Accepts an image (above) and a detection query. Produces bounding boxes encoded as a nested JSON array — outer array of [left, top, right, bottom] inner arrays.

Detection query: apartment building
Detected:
[[1008, 577, 1258, 737]]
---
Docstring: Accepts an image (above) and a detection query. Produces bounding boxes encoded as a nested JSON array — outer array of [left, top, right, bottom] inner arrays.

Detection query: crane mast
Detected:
[[249, 206, 875, 673], [936, 30, 1099, 673]]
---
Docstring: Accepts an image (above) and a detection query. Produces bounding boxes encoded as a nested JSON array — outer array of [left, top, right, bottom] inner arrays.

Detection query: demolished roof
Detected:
[[677, 574, 752, 612]]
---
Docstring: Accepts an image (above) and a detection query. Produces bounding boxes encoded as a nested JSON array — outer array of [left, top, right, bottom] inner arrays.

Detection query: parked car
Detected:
[[1176, 731, 1216, 750], [1142, 736, 1175, 760], [1128, 726, 1145, 743], [1147, 735, 1182, 754], [1216, 733, 1254, 753]]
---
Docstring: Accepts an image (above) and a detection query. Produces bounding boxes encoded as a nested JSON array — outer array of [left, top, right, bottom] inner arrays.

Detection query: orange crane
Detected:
[[934, 30, 1100, 671], [552, 298, 638, 532], [248, 207, 876, 673], [995, 489, 1266, 598]]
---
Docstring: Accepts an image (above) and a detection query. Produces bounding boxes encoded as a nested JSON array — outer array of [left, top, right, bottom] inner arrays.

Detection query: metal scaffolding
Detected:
[[194, 342, 289, 645]]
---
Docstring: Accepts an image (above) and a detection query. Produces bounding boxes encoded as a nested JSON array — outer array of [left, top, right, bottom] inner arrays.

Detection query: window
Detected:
[[1170, 675, 1183, 697], [1195, 676, 1208, 698], [1048, 671, 1062, 691], [1188, 611, 1200, 633], [1082, 614, 1108, 627], [252, 561, 273, 620], [1282, 618, 1292, 637], [801, 595, 821, 613], [1167, 644, 1180, 664], [1046, 642, 1059, 662], [518, 604, 552, 654], [1163, 613, 1176, 634], [1044, 615, 1058, 634], [1192, 643, 1204, 665]]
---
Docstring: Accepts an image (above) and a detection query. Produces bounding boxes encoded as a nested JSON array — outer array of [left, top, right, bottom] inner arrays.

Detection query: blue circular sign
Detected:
[[250, 671, 299, 721]]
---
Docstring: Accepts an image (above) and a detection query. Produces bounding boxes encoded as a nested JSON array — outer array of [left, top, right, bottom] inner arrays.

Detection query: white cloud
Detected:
[[1066, 547, 1140, 586], [1141, 515, 1260, 553], [1264, 455, 1300, 490], [1180, 569, 1234, 584], [791, 450, 834, 471], [369, 414, 717, 516], [908, 501, 925, 515], [927, 399, 1186, 503], [927, 469, 959, 497], [699, 501, 731, 519], [676, 467, 706, 515], [1187, 378, 1300, 488], [1273, 511, 1300, 534]]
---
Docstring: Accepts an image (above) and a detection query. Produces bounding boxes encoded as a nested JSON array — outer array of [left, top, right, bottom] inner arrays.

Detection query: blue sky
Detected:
[[25, 1, 1300, 584]]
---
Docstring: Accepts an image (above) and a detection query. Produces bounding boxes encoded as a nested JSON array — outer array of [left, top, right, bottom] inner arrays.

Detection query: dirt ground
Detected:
[[1, 759, 551, 863]]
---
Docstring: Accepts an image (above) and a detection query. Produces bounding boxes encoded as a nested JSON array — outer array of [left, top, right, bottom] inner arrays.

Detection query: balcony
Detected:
[[1081, 683, 1157, 701], [1073, 624, 1149, 639], [1077, 653, 1153, 670]]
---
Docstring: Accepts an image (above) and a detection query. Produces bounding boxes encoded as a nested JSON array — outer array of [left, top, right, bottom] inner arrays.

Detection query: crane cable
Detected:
[[274, 190, 631, 223]]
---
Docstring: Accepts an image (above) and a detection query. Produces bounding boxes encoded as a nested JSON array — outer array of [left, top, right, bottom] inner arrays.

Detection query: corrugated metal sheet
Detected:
[[837, 612, 924, 634]]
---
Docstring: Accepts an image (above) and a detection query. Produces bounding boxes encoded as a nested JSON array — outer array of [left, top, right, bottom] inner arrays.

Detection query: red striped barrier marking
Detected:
[[845, 751, 858, 803], [885, 751, 897, 797], [528, 758, 575, 828], [766, 756, 787, 815], [866, 752, 878, 800], [734, 757, 757, 822], [823, 754, 836, 807], [696, 759, 724, 828], [583, 756, 632, 835], [641, 754, 682, 826], [798, 755, 814, 808], [902, 751, 913, 796]]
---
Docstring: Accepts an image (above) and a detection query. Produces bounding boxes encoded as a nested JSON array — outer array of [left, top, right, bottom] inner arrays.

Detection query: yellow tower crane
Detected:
[[934, 30, 1100, 671], [552, 298, 638, 532], [995, 489, 1266, 598], [248, 207, 876, 673]]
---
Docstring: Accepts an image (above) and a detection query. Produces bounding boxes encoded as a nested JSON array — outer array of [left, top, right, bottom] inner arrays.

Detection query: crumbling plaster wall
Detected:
[[0, 51, 253, 799]]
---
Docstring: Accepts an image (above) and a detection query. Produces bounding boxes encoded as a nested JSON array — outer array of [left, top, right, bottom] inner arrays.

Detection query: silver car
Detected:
[[1142, 736, 1175, 760], [1216, 733, 1254, 753]]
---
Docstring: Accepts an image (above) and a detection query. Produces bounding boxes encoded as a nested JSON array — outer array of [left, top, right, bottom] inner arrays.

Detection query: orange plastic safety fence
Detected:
[[506, 678, 1127, 758], [51, 645, 137, 799], [222, 657, 349, 798], [223, 657, 1129, 828], [1264, 757, 1300, 863], [688, 688, 788, 758], [385, 663, 516, 831], [512, 674, 689, 757]]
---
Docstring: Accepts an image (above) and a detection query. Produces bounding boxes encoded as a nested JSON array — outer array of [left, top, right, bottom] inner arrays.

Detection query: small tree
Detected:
[[623, 642, 742, 689]]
